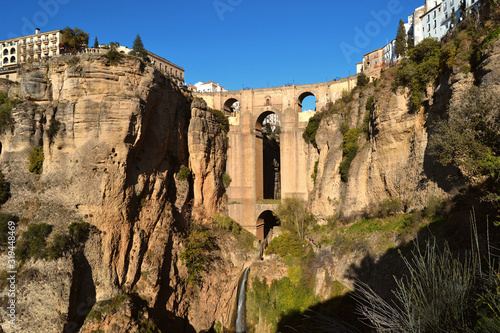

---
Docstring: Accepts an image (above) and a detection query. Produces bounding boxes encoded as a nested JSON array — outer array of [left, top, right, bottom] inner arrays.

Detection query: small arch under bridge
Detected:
[[196, 77, 357, 240]]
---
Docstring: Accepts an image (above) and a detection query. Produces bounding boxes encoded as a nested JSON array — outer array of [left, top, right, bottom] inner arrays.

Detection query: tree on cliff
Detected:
[[274, 198, 315, 240], [130, 34, 149, 62], [61, 27, 89, 53], [93, 37, 99, 49], [395, 19, 408, 57]]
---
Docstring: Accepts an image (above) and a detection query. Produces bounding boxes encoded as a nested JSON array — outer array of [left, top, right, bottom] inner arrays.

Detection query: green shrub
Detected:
[[424, 196, 448, 219], [339, 127, 361, 182], [106, 42, 123, 66], [247, 272, 318, 331], [138, 319, 160, 333], [0, 172, 11, 205], [357, 72, 370, 87], [213, 214, 242, 234], [265, 232, 308, 258], [68, 221, 90, 243], [47, 119, 61, 143], [311, 160, 319, 185], [363, 95, 375, 140], [222, 172, 231, 188], [209, 108, 229, 132], [370, 197, 403, 218], [178, 165, 191, 181], [302, 114, 323, 148], [180, 227, 216, 285], [15, 223, 53, 261], [274, 198, 315, 239], [44, 233, 71, 260], [29, 146, 44, 174], [394, 38, 442, 112], [0, 92, 14, 133], [0, 213, 18, 247]]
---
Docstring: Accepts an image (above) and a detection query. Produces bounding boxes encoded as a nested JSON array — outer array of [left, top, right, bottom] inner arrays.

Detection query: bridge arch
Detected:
[[256, 210, 279, 241], [224, 97, 240, 114], [298, 91, 317, 112], [255, 110, 281, 201]]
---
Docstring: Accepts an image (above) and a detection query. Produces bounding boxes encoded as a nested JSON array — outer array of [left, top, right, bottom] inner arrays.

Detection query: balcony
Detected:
[[35, 47, 42, 53], [43, 38, 49, 44], [35, 38, 41, 44]]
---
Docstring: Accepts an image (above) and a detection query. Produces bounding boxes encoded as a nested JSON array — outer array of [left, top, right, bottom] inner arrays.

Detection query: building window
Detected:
[[3, 57, 8, 64], [10, 48, 15, 54], [434, 20, 437, 28], [428, 24, 431, 31], [10, 56, 15, 63]]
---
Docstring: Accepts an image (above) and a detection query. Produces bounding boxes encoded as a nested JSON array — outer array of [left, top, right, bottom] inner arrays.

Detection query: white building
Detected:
[[1, 29, 62, 70], [194, 81, 227, 93], [262, 113, 280, 132], [411, 5, 432, 44], [383, 40, 397, 66], [412, 0, 481, 44], [356, 62, 364, 74]]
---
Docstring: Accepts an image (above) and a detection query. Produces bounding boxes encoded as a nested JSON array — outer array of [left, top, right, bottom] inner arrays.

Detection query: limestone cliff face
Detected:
[[188, 98, 228, 221], [310, 66, 478, 219], [0, 55, 235, 332]]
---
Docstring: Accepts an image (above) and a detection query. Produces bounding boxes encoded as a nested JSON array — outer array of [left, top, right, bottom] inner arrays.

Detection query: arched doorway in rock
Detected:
[[298, 92, 316, 112], [256, 210, 279, 241], [255, 111, 281, 200]]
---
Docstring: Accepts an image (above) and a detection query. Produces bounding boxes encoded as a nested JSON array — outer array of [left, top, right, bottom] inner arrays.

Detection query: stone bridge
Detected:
[[196, 76, 357, 240]]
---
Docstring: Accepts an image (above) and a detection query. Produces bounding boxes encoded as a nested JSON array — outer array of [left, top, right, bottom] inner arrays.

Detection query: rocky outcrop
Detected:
[[0, 54, 235, 332], [188, 98, 228, 222], [310, 70, 472, 219]]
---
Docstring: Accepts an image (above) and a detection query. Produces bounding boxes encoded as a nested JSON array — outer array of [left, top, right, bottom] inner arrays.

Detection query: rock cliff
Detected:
[[309, 59, 481, 219], [0, 54, 237, 332]]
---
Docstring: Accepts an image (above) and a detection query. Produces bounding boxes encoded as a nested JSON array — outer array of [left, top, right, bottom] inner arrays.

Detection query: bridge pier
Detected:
[[197, 77, 357, 237]]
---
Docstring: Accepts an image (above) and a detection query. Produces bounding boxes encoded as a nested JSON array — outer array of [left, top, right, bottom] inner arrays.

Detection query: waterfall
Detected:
[[235, 267, 250, 333]]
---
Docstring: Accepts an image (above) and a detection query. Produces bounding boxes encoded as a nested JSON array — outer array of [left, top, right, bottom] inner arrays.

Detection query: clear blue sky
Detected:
[[2, 0, 418, 91]]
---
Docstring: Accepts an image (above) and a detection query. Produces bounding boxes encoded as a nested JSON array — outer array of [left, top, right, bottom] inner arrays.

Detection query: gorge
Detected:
[[0, 5, 499, 332]]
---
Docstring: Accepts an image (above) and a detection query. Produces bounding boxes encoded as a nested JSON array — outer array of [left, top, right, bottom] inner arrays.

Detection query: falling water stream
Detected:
[[235, 267, 250, 333]]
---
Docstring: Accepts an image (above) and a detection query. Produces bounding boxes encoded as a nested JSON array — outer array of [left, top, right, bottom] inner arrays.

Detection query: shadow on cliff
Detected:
[[152, 229, 196, 333], [275, 185, 499, 333], [64, 250, 96, 333], [421, 71, 465, 194]]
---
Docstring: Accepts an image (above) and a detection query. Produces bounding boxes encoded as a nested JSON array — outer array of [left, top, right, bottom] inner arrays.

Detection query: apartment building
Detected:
[[147, 51, 185, 85], [362, 47, 385, 79], [1, 29, 62, 70]]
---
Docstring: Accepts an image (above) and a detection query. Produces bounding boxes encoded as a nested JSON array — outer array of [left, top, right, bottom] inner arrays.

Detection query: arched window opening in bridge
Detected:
[[224, 98, 240, 114], [299, 92, 316, 112], [256, 210, 279, 242], [255, 112, 281, 201]]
